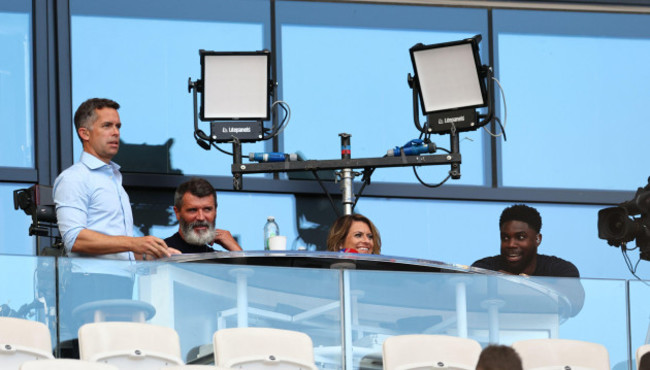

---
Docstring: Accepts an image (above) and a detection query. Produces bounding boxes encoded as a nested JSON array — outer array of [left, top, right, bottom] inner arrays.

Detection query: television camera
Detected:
[[597, 177, 650, 260], [13, 184, 63, 254]]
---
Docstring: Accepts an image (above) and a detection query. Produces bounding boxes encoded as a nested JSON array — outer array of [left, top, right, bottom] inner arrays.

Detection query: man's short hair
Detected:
[[174, 177, 217, 209], [476, 345, 523, 370], [499, 204, 542, 233], [74, 98, 120, 142]]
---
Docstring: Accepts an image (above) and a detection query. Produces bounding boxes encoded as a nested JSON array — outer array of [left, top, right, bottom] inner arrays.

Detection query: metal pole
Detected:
[[229, 268, 253, 328], [341, 269, 353, 370], [233, 141, 243, 190], [339, 133, 354, 215], [449, 127, 461, 180], [450, 276, 470, 338]]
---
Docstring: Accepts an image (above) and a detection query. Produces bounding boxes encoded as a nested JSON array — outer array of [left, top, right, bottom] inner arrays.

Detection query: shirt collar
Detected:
[[80, 151, 121, 171]]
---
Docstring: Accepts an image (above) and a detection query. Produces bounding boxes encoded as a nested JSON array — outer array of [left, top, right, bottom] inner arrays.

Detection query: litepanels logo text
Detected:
[[437, 115, 466, 125], [222, 126, 252, 134]]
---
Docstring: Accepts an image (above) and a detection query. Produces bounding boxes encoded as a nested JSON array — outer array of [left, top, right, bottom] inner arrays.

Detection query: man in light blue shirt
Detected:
[[54, 98, 179, 343], [54, 98, 177, 260]]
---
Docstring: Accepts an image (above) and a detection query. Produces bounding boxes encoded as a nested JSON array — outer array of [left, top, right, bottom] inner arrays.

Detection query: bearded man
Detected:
[[164, 178, 242, 253]]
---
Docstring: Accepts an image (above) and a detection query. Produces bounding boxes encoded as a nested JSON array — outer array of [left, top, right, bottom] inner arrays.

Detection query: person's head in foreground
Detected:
[[640, 351, 650, 370], [476, 344, 523, 370], [326, 214, 381, 254]]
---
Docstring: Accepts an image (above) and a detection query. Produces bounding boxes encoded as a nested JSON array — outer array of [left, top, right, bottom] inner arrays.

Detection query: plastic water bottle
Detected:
[[263, 216, 279, 250]]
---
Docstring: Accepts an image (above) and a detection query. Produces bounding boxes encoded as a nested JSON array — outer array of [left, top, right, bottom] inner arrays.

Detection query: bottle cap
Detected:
[[267, 216, 275, 221]]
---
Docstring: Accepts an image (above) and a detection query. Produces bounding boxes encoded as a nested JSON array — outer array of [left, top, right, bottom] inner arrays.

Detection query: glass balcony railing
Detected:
[[0, 252, 642, 369]]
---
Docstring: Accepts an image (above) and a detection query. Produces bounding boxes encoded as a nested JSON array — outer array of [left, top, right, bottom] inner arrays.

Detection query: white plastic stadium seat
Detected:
[[78, 321, 184, 370], [511, 338, 610, 370], [382, 334, 482, 370], [0, 317, 54, 370], [164, 366, 229, 369], [20, 359, 119, 370], [213, 327, 317, 369], [523, 367, 596, 370]]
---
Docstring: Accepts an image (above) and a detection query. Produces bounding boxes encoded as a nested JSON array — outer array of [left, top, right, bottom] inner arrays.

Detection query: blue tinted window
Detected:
[[147, 192, 298, 252], [629, 280, 650, 369], [0, 3, 33, 168], [494, 10, 650, 190], [0, 183, 36, 255], [277, 1, 489, 185], [0, 256, 57, 346], [560, 278, 627, 368], [140, 191, 636, 280], [70, 0, 270, 177], [356, 198, 634, 280]]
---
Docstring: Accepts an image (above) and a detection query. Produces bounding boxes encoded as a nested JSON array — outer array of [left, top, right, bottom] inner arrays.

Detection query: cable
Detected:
[[352, 167, 376, 212], [200, 101, 289, 159], [274, 101, 291, 136], [193, 123, 234, 155], [491, 116, 507, 141], [312, 170, 341, 218], [194, 130, 212, 150], [621, 243, 650, 284], [461, 136, 475, 145], [268, 101, 288, 137], [262, 100, 291, 140], [412, 167, 452, 188], [483, 76, 508, 139], [210, 141, 233, 156]]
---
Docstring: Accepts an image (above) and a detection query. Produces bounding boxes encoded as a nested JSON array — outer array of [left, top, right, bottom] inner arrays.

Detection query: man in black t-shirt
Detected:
[[472, 204, 579, 277], [164, 178, 242, 254]]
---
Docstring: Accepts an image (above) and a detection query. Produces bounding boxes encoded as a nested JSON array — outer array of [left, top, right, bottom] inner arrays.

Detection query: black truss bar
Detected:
[[232, 153, 461, 175]]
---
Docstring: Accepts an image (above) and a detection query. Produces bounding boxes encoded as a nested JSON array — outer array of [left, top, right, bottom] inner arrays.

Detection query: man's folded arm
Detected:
[[72, 229, 174, 258], [56, 200, 175, 258]]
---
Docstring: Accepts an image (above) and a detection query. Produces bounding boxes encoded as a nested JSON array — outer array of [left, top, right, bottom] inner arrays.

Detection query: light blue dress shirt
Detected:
[[54, 151, 135, 262]]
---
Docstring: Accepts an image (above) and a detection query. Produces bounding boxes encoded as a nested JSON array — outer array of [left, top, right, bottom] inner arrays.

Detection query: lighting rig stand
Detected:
[[189, 39, 493, 215], [230, 130, 461, 215]]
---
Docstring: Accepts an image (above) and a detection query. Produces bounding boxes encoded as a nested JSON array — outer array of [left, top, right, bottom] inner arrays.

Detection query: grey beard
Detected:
[[180, 220, 216, 246]]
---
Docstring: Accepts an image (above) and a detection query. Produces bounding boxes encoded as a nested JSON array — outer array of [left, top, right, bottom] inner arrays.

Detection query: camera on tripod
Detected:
[[597, 177, 650, 260], [13, 185, 63, 255], [13, 185, 57, 236]]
